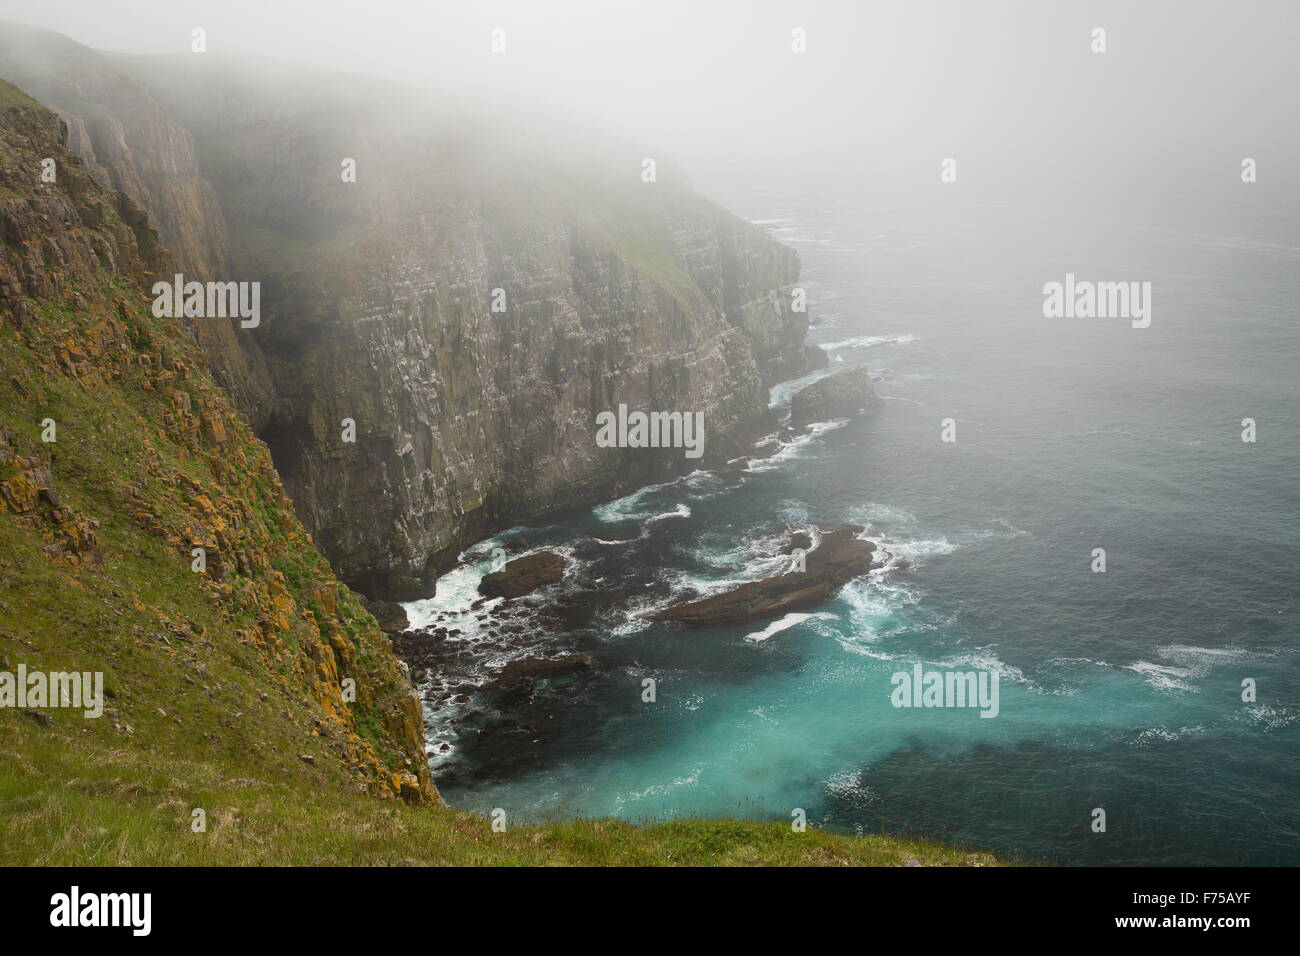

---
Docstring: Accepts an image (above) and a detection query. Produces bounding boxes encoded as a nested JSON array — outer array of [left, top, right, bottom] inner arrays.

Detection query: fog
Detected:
[[2, 0, 1297, 232]]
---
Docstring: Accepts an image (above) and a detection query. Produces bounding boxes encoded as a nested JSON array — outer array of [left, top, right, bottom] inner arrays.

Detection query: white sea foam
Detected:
[[645, 503, 692, 524], [817, 333, 918, 351], [847, 501, 918, 530], [1125, 660, 1197, 692], [936, 652, 1029, 686], [768, 368, 836, 409], [746, 419, 848, 472], [1241, 704, 1298, 731], [1132, 725, 1208, 745], [1124, 644, 1249, 692], [592, 471, 722, 524], [744, 612, 839, 643], [825, 768, 866, 797], [405, 559, 495, 629]]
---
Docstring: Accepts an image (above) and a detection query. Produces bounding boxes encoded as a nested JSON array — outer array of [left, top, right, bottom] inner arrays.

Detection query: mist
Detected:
[[2, 0, 1296, 235], [2, 0, 1299, 878]]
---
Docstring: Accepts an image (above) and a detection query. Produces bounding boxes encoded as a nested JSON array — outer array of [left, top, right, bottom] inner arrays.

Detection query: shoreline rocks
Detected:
[[789, 366, 880, 427], [483, 655, 594, 690], [479, 551, 568, 599], [647, 525, 876, 627]]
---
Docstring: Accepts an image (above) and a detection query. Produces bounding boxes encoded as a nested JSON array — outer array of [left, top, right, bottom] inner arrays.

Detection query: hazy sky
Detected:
[[3, 0, 1297, 223]]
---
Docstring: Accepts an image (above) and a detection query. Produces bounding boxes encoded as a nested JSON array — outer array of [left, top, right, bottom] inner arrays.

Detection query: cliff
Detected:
[[0, 20, 275, 427], [0, 25, 819, 599], [0, 81, 434, 805], [0, 61, 1003, 871]]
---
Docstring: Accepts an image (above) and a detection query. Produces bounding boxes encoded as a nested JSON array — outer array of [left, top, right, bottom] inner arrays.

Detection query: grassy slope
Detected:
[[0, 82, 1003, 866], [0, 716, 1000, 865]]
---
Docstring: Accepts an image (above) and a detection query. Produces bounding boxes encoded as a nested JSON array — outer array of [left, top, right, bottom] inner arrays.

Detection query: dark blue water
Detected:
[[410, 198, 1300, 865]]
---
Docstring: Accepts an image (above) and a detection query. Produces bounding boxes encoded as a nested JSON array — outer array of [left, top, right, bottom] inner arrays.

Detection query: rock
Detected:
[[789, 367, 880, 427], [484, 655, 594, 690], [804, 344, 830, 369], [298, 754, 315, 766], [784, 531, 813, 554], [360, 596, 410, 634], [390, 627, 449, 671], [648, 525, 876, 627], [479, 552, 568, 599]]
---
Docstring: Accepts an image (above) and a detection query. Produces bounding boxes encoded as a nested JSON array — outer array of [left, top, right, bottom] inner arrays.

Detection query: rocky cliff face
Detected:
[[1, 28, 820, 600], [0, 82, 434, 804], [0, 21, 274, 426], [248, 184, 811, 598]]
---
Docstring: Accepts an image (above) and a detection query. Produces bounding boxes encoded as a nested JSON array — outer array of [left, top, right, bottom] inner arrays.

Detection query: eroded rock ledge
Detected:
[[479, 551, 568, 599], [647, 525, 876, 627]]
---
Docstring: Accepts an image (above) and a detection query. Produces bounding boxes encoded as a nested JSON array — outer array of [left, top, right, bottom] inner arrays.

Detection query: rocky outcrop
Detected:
[[0, 32, 822, 600], [790, 366, 880, 426], [648, 526, 876, 627], [360, 596, 411, 635], [483, 655, 594, 690], [479, 552, 568, 599], [0, 426, 101, 567]]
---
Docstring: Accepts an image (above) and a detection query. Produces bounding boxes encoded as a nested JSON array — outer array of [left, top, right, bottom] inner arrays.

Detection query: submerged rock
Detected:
[[478, 551, 568, 599], [647, 525, 876, 627], [483, 655, 594, 690], [789, 367, 880, 427]]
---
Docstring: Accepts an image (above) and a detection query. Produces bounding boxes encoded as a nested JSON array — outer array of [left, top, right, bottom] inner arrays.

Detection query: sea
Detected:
[[405, 193, 1300, 865]]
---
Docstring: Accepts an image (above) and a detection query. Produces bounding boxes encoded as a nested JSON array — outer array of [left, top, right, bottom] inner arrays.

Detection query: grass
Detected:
[[0, 715, 1001, 866], [0, 78, 41, 110]]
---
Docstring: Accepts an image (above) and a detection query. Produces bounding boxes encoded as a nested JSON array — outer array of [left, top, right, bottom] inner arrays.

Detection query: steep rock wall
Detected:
[[2, 33, 819, 599]]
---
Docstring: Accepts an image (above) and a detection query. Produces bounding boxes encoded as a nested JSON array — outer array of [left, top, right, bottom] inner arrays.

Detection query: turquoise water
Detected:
[[409, 199, 1300, 864]]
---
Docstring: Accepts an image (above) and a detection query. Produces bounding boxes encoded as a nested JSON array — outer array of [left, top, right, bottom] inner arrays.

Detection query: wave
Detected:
[[768, 368, 837, 409], [934, 652, 1030, 686], [1123, 644, 1249, 693], [744, 611, 839, 643], [644, 503, 692, 524], [592, 471, 723, 524], [662, 522, 824, 604], [816, 332, 918, 351], [746, 419, 848, 472], [1131, 724, 1209, 745], [1241, 704, 1299, 731], [1123, 660, 1197, 692]]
